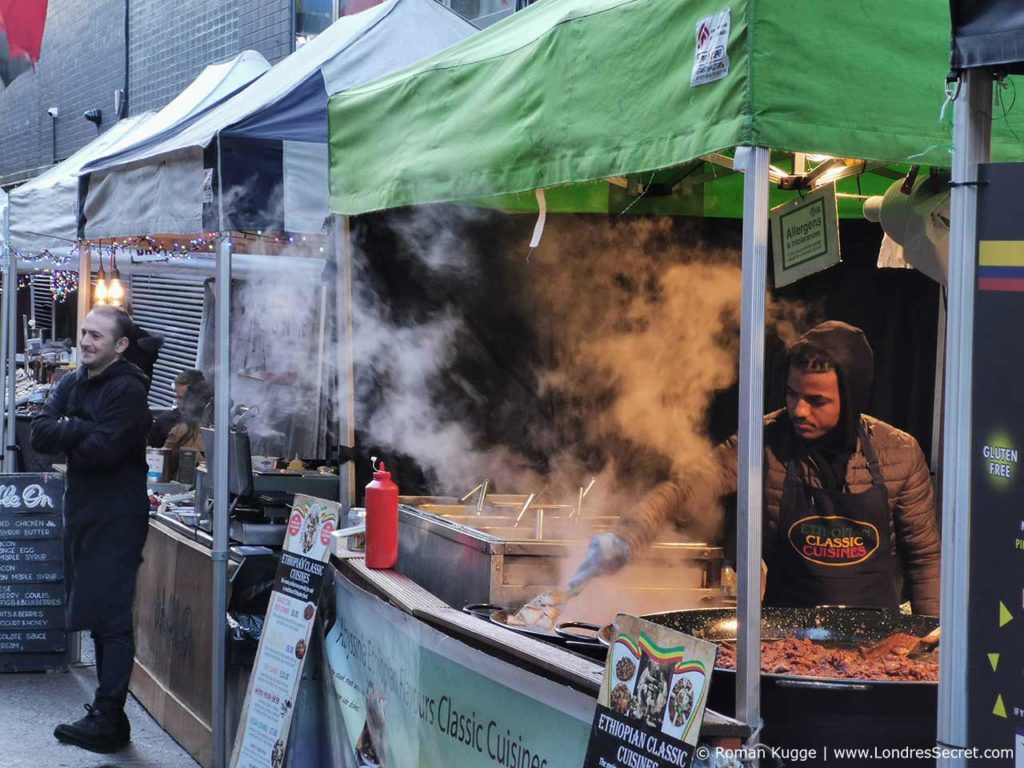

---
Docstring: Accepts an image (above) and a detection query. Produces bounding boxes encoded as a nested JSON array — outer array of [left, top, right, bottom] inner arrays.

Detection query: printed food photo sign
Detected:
[[229, 495, 339, 768], [582, 615, 716, 768]]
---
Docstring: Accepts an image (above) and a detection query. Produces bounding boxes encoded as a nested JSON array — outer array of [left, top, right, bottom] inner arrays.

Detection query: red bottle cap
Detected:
[[372, 458, 391, 481]]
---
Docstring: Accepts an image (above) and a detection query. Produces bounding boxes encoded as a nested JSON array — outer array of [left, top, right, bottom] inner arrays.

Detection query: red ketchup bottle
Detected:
[[364, 458, 398, 569]]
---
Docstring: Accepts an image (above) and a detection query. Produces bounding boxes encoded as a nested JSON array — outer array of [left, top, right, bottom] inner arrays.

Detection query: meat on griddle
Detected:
[[715, 634, 938, 682]]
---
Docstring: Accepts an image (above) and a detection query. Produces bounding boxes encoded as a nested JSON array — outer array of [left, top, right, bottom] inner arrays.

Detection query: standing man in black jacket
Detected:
[[31, 305, 152, 754]]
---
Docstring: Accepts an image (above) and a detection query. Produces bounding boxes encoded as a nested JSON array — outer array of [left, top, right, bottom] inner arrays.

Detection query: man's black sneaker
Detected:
[[53, 704, 131, 754]]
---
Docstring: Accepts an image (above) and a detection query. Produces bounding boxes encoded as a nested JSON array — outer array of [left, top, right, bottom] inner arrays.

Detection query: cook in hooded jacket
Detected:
[[569, 321, 941, 615]]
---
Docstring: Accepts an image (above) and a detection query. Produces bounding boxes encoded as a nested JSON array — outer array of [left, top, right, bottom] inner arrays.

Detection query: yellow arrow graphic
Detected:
[[999, 601, 1013, 627], [994, 695, 1007, 719], [988, 653, 1000, 672]]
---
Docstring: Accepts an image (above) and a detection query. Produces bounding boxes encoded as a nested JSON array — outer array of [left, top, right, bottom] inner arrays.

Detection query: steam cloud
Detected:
[[351, 211, 807, 509]]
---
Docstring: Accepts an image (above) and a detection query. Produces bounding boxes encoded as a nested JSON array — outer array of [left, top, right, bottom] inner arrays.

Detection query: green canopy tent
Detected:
[[327, 0, 1024, 216], [325, 0, 1024, 742]]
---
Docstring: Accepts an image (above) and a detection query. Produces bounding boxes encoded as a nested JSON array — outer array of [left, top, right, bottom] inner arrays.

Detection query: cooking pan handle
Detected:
[[462, 603, 505, 620], [555, 621, 603, 645], [775, 679, 872, 692]]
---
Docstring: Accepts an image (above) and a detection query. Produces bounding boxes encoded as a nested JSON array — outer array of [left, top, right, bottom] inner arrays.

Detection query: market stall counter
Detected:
[[131, 515, 279, 767], [322, 555, 750, 767]]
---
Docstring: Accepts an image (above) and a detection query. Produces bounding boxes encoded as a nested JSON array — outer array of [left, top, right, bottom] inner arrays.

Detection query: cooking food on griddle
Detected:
[[615, 656, 637, 681], [669, 678, 695, 727], [628, 660, 672, 728], [507, 590, 563, 630], [715, 633, 938, 681], [611, 682, 632, 714]]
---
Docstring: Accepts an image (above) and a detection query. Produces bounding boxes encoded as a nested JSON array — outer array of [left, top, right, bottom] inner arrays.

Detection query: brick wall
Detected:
[[0, 0, 294, 185], [0, 0, 125, 184]]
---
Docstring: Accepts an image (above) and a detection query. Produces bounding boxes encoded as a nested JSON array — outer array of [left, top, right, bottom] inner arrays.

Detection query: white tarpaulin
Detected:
[[8, 115, 153, 264], [80, 0, 476, 238], [11, 50, 269, 256]]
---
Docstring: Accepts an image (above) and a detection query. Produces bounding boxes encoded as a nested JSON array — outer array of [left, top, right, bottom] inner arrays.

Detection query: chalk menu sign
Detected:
[[0, 474, 66, 671], [229, 494, 338, 768]]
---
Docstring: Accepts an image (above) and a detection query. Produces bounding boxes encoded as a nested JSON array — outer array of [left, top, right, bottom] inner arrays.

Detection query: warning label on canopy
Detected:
[[690, 10, 730, 87]]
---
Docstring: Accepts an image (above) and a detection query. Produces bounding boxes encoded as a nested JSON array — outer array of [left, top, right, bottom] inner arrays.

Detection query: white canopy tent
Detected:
[[8, 50, 270, 266], [80, 0, 477, 238]]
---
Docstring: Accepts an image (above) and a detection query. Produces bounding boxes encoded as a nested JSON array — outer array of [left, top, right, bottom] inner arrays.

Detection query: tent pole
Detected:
[[0, 200, 10, 473], [212, 131, 230, 768], [930, 287, 946, 490], [737, 146, 769, 747], [937, 68, 991, 768], [5, 224, 16, 473], [77, 243, 91, 332], [332, 215, 356, 511]]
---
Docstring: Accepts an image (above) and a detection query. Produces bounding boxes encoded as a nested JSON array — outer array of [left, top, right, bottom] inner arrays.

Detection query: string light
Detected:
[[93, 252, 109, 305], [107, 251, 125, 306]]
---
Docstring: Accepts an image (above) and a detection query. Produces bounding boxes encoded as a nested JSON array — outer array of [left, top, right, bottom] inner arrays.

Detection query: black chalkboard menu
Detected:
[[0, 474, 66, 671]]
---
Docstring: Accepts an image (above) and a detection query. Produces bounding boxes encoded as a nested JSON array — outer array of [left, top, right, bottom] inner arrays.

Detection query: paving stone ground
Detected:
[[0, 636, 199, 767]]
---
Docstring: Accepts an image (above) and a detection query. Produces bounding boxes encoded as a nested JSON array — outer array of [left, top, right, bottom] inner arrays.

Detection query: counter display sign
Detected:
[[582, 615, 715, 768], [0, 474, 66, 671], [230, 494, 338, 768], [969, 163, 1024, 762]]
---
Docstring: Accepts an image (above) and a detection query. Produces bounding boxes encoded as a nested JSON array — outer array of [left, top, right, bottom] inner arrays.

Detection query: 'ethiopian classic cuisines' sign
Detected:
[[787, 514, 880, 566], [582, 615, 716, 768], [229, 495, 339, 768]]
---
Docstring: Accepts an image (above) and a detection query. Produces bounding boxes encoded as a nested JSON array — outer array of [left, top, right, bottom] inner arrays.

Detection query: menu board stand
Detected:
[[229, 494, 338, 768], [0, 474, 67, 672]]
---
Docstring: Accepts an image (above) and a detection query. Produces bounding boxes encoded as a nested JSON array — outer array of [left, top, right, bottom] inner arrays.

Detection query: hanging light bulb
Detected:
[[93, 252, 109, 305], [107, 251, 124, 306]]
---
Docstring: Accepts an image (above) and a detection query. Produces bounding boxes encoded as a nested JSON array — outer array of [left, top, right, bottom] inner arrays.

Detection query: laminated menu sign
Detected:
[[229, 494, 339, 768], [581, 615, 716, 768], [0, 474, 66, 669]]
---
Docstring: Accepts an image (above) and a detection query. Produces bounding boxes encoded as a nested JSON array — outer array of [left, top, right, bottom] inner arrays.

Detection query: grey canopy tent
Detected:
[[72, 2, 478, 764]]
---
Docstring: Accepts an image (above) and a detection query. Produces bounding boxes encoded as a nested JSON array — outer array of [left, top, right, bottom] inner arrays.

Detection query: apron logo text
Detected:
[[788, 515, 880, 566]]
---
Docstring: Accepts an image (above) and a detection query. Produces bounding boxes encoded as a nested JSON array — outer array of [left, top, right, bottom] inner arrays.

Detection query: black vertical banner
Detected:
[[968, 163, 1024, 761], [0, 474, 66, 671]]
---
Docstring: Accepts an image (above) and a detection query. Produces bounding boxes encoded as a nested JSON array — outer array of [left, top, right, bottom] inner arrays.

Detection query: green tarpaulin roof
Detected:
[[328, 0, 1024, 215]]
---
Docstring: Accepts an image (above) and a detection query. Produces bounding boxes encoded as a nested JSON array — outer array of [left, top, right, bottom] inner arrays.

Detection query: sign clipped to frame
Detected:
[[581, 614, 717, 768], [770, 184, 841, 288]]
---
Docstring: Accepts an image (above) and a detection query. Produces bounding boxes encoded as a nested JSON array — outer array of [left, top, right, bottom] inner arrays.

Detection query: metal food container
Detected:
[[389, 496, 724, 622]]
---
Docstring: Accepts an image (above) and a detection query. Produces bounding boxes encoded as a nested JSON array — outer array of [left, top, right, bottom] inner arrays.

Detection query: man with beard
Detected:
[[569, 321, 941, 614], [31, 305, 152, 753]]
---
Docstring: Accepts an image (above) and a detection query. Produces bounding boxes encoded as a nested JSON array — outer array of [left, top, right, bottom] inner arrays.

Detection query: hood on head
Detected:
[[787, 320, 874, 447]]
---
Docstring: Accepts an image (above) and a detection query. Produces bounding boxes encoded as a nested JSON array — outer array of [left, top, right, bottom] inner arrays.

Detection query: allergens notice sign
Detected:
[[770, 184, 841, 288]]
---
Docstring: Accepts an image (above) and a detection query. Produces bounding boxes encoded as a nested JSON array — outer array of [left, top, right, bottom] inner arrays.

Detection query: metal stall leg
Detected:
[[736, 146, 770, 749], [5, 236, 16, 473], [213, 134, 232, 768], [937, 68, 992, 768], [332, 216, 356, 512], [0, 201, 10, 474]]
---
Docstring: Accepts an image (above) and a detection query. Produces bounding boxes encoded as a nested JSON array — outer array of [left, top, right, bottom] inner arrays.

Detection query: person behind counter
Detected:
[[147, 368, 205, 448], [30, 305, 152, 754], [568, 321, 941, 615], [162, 380, 214, 477]]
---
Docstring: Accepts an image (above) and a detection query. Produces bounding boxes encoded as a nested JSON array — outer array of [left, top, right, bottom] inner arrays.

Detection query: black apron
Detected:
[[763, 423, 899, 610]]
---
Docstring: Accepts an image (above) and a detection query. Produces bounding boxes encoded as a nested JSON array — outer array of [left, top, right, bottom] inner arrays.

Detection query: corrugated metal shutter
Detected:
[[30, 274, 55, 340], [130, 273, 206, 409]]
